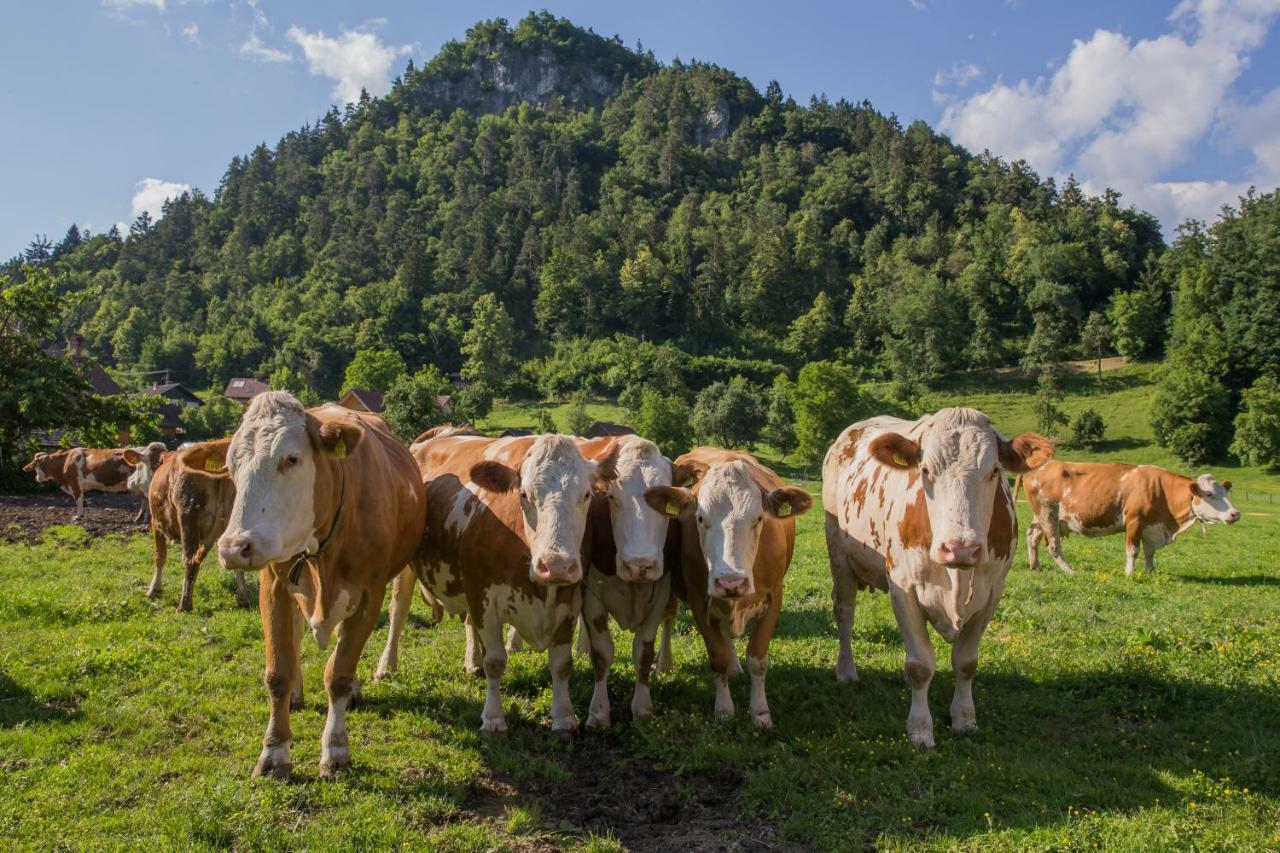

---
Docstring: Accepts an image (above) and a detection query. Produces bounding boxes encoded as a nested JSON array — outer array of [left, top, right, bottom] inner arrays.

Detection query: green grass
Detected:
[[2, 490, 1278, 849]]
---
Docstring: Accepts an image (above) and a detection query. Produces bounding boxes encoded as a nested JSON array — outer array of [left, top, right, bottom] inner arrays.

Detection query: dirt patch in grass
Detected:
[[471, 734, 804, 852], [0, 492, 146, 544]]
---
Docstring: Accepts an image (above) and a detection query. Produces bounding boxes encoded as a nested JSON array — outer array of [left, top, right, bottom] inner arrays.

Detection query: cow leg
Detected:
[[1142, 538, 1156, 573], [317, 591, 379, 778], [576, 612, 590, 656], [463, 616, 483, 677], [890, 590, 937, 748], [1044, 511, 1076, 575], [505, 625, 524, 653], [584, 593, 614, 729], [548, 642, 577, 734], [631, 593, 667, 721], [477, 614, 509, 733], [291, 605, 305, 710], [699, 618, 737, 721], [233, 571, 251, 609], [72, 489, 85, 523], [1124, 521, 1142, 576], [254, 568, 297, 779], [133, 496, 147, 524], [656, 610, 675, 674], [147, 527, 166, 599], [949, 599, 997, 734], [745, 600, 782, 729], [1026, 524, 1043, 571], [832, 565, 859, 684], [375, 568, 415, 682]]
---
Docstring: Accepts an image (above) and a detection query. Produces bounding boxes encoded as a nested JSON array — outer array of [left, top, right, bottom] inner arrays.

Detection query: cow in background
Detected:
[[216, 393, 426, 778], [1020, 461, 1240, 575], [24, 447, 134, 522], [644, 448, 813, 728], [147, 439, 248, 612], [125, 442, 168, 523], [823, 409, 1053, 747]]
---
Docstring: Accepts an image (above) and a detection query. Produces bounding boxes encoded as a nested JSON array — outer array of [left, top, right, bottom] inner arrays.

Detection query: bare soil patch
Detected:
[[0, 491, 146, 544]]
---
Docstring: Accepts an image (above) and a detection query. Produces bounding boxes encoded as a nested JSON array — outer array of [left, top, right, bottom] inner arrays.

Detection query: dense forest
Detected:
[[5, 13, 1279, 466]]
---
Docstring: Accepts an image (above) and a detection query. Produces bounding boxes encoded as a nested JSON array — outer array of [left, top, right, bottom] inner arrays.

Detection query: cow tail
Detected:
[[1012, 473, 1025, 504]]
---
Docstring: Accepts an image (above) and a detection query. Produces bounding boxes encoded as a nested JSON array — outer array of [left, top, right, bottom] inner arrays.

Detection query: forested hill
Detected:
[[9, 11, 1166, 398]]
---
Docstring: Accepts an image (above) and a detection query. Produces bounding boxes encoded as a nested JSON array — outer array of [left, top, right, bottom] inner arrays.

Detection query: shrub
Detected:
[[343, 348, 406, 394], [630, 390, 692, 458], [1070, 409, 1106, 449], [1151, 368, 1232, 466], [690, 376, 766, 448], [383, 366, 450, 442], [1032, 371, 1069, 438], [766, 375, 797, 458], [563, 394, 593, 436], [1230, 375, 1280, 468], [792, 361, 871, 468], [183, 395, 243, 442]]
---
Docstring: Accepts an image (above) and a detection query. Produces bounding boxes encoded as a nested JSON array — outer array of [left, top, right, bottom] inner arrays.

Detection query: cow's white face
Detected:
[[24, 453, 51, 482], [1191, 475, 1240, 524], [871, 409, 1053, 567], [471, 435, 619, 586], [646, 461, 812, 600], [601, 438, 671, 582]]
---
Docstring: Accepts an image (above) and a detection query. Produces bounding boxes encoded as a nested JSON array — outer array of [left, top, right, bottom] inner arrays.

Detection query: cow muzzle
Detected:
[[1227, 510, 1241, 524], [937, 540, 983, 567], [618, 557, 661, 583], [218, 533, 259, 571], [710, 570, 752, 600], [532, 553, 582, 586]]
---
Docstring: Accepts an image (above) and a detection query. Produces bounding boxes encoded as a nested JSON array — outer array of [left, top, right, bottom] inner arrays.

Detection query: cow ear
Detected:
[[762, 486, 813, 519], [644, 485, 694, 518], [587, 441, 620, 485], [470, 460, 518, 493], [998, 433, 1055, 473], [309, 416, 363, 459], [671, 460, 708, 488], [1189, 480, 1206, 499], [182, 441, 230, 476], [869, 433, 920, 469], [1222, 480, 1232, 492], [122, 449, 142, 466]]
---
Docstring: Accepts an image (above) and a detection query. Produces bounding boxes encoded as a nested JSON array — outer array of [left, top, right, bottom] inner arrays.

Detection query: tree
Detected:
[[791, 361, 870, 467], [461, 293, 518, 393], [343, 348, 406, 394], [630, 389, 693, 458], [563, 393, 593, 436], [690, 376, 767, 448], [1022, 280, 1078, 373], [1229, 375, 1280, 468], [766, 374, 797, 458], [783, 291, 838, 361], [1152, 371, 1232, 467], [1107, 284, 1163, 361], [1079, 311, 1112, 379], [1069, 408, 1106, 449], [453, 380, 495, 426], [536, 409, 556, 433], [383, 365, 451, 441], [1032, 371, 1070, 438], [183, 395, 243, 442]]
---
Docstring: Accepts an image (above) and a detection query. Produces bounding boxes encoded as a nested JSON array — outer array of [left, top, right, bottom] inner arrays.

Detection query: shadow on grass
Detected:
[[1091, 436, 1151, 453], [0, 671, 81, 728], [1180, 573, 1280, 587]]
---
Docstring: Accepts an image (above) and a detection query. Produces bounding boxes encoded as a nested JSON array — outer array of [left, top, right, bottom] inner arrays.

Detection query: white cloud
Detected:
[[131, 178, 191, 221], [286, 26, 413, 103], [237, 0, 292, 63], [102, 0, 165, 11], [932, 62, 982, 104], [909, 0, 927, 10], [182, 22, 200, 44], [939, 0, 1280, 230]]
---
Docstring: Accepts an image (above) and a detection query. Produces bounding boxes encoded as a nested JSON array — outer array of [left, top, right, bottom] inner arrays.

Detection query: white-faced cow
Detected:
[[411, 432, 618, 734], [1020, 461, 1240, 576], [216, 393, 426, 778], [126, 442, 168, 523], [24, 447, 137, 522], [823, 409, 1053, 747], [147, 439, 249, 612], [575, 434, 674, 728], [644, 448, 813, 728]]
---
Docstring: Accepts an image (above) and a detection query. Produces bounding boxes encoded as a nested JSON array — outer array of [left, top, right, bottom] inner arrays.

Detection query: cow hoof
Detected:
[[480, 718, 508, 735], [586, 713, 610, 730], [951, 713, 977, 734], [252, 756, 291, 780], [908, 730, 936, 749], [835, 662, 859, 685], [714, 707, 734, 722], [176, 600, 193, 613], [235, 595, 253, 609], [373, 667, 392, 684], [630, 703, 653, 722], [751, 712, 773, 730], [551, 716, 578, 734], [463, 665, 483, 679], [290, 693, 304, 712], [146, 587, 162, 600], [318, 756, 351, 779]]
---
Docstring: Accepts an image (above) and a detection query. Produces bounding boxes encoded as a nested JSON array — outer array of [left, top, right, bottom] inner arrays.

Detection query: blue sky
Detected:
[[3, 1, 1279, 257]]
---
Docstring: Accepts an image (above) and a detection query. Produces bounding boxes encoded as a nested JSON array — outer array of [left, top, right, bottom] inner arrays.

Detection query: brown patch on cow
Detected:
[[987, 484, 1015, 561], [897, 488, 932, 551], [852, 478, 869, 515], [837, 428, 864, 465]]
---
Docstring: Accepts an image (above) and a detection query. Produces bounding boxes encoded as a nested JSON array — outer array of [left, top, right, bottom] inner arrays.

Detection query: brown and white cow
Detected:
[[575, 435, 674, 728], [411, 432, 618, 733], [24, 447, 137, 522], [147, 439, 249, 612], [126, 442, 168, 523], [644, 447, 813, 728], [823, 409, 1053, 747], [216, 393, 426, 778], [1020, 461, 1240, 576]]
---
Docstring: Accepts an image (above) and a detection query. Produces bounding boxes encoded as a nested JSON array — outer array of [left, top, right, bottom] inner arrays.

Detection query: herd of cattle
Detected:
[[21, 394, 1242, 774]]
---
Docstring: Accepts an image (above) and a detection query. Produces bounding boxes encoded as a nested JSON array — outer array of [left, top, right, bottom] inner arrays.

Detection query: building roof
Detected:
[[71, 356, 123, 396], [138, 382, 203, 407], [154, 402, 184, 432], [223, 377, 270, 401], [584, 421, 636, 438], [339, 388, 385, 414]]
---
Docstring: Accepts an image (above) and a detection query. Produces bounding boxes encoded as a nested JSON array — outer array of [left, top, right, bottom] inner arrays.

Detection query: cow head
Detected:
[[217, 393, 362, 572], [645, 459, 812, 600], [596, 436, 673, 583], [870, 408, 1053, 567], [124, 442, 168, 490], [1190, 474, 1240, 524], [23, 452, 52, 481], [470, 434, 619, 586]]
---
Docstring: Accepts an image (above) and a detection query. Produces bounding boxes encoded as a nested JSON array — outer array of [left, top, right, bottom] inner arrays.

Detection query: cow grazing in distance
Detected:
[[644, 448, 813, 728], [147, 439, 248, 611], [216, 393, 426, 779], [1020, 461, 1241, 576], [575, 434, 674, 728], [411, 432, 619, 734], [24, 447, 135, 522], [125, 442, 168, 523], [823, 409, 1053, 747]]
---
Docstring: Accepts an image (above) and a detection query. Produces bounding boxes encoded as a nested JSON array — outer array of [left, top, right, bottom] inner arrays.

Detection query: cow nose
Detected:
[[621, 558, 658, 582], [712, 572, 750, 599], [534, 555, 581, 586], [939, 540, 982, 566], [1228, 510, 1241, 523], [218, 535, 254, 570]]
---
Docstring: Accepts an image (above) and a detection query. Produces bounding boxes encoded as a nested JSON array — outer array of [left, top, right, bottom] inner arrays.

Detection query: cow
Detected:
[[1019, 461, 1241, 576], [411, 432, 619, 734], [823, 408, 1053, 747], [147, 439, 249, 612], [125, 442, 168, 523], [575, 434, 674, 728], [23, 447, 135, 521], [215, 393, 427, 779], [643, 447, 813, 728]]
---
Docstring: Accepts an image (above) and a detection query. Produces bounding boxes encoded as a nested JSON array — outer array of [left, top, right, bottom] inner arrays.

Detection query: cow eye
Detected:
[[696, 514, 704, 525], [583, 492, 591, 502], [281, 454, 300, 471], [920, 466, 930, 479]]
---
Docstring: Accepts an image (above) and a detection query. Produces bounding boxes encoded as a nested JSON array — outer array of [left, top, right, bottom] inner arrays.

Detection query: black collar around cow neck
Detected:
[[287, 463, 346, 586]]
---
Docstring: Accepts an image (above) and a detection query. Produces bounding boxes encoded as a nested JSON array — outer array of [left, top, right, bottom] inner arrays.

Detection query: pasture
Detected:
[[2, 489, 1277, 850]]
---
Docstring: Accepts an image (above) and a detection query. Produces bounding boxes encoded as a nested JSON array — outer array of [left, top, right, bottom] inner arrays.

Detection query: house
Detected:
[[583, 421, 636, 438], [139, 382, 203, 410], [224, 377, 270, 403], [339, 388, 385, 414], [67, 333, 122, 396]]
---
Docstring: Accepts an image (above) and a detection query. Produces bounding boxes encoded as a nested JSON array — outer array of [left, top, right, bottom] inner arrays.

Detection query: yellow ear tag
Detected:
[[666, 502, 680, 517], [777, 503, 792, 517], [334, 438, 347, 458], [892, 451, 907, 468], [204, 457, 224, 473]]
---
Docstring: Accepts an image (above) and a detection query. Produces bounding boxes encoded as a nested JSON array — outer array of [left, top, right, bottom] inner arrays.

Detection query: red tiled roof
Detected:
[[224, 377, 270, 401]]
